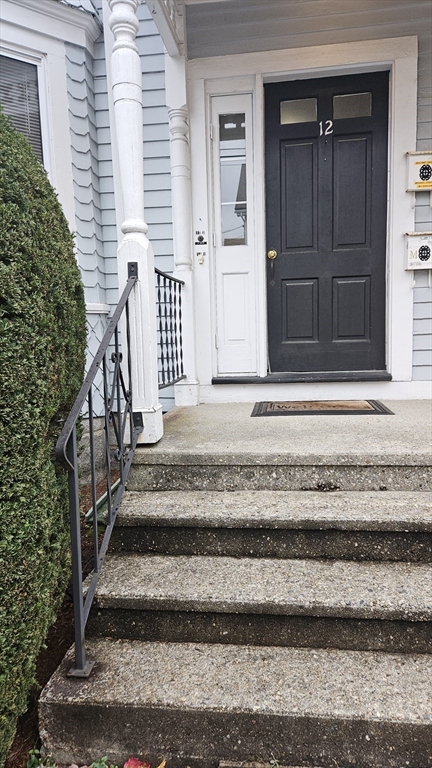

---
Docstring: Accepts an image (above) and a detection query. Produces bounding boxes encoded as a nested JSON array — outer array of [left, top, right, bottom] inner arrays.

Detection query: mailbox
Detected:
[[406, 151, 432, 191], [405, 232, 432, 270]]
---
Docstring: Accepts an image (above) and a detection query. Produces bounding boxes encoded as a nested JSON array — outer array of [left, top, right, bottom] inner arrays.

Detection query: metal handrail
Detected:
[[55, 262, 143, 677], [155, 267, 186, 389], [56, 271, 137, 471], [154, 267, 184, 285]]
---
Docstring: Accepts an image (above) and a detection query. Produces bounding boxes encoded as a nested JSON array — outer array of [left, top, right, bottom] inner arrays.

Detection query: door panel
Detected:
[[282, 279, 318, 342], [282, 140, 318, 251], [332, 277, 371, 340], [222, 272, 248, 343], [265, 71, 388, 373], [333, 136, 371, 248]]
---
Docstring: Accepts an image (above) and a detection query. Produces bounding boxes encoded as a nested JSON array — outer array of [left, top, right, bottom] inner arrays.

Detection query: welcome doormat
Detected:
[[251, 400, 394, 416]]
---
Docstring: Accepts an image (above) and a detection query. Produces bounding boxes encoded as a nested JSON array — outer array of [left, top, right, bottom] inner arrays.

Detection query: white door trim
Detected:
[[210, 93, 258, 375], [187, 35, 418, 393]]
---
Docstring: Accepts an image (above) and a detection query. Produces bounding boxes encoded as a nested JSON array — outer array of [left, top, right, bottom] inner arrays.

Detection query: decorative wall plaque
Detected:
[[407, 151, 432, 191]]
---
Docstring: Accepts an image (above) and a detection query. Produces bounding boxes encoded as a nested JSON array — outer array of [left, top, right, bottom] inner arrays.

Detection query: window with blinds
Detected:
[[0, 55, 43, 162]]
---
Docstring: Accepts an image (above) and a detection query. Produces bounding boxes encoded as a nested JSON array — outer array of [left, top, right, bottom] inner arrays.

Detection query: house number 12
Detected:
[[319, 120, 333, 135]]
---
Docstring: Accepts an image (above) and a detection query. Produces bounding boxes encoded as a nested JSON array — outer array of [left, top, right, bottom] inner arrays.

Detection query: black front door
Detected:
[[265, 72, 388, 374]]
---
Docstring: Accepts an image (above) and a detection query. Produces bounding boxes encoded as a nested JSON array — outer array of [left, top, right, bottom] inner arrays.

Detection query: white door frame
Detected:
[[210, 92, 258, 375], [187, 36, 424, 399]]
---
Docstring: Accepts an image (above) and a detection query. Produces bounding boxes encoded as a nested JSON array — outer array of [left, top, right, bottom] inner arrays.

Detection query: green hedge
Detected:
[[0, 110, 86, 763]]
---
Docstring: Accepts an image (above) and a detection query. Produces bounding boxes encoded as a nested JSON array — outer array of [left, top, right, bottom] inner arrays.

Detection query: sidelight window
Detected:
[[219, 113, 247, 246]]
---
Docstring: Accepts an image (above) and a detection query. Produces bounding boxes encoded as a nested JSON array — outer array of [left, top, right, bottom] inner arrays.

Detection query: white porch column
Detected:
[[166, 53, 199, 406], [108, 0, 163, 442]]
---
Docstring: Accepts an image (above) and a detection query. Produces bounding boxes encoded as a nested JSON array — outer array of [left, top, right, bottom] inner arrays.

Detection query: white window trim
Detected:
[[86, 303, 111, 314], [0, 45, 54, 183], [1, 0, 101, 53], [187, 36, 419, 394], [0, 0, 101, 233]]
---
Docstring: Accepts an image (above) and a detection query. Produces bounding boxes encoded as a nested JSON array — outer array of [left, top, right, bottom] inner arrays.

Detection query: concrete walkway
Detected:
[[140, 400, 432, 462]]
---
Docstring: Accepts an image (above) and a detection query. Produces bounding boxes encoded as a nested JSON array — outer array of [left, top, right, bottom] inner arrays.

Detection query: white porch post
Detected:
[[166, 53, 199, 406], [108, 0, 163, 442]]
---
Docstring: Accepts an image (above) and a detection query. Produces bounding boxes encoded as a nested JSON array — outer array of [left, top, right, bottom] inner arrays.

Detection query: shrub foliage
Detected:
[[0, 110, 86, 763]]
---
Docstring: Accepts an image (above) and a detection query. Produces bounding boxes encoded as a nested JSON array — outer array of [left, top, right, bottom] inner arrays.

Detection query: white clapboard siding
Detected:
[[414, 187, 432, 381], [415, 19, 432, 381], [66, 42, 105, 306], [92, 14, 117, 311], [66, 38, 107, 415], [413, 272, 432, 381]]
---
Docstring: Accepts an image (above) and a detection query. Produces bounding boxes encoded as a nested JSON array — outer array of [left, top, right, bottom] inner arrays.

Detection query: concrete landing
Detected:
[[128, 401, 432, 492], [135, 400, 432, 463]]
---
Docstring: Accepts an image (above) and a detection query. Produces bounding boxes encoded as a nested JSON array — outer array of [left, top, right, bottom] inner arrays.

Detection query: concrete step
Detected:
[[87, 554, 432, 653], [110, 490, 432, 561], [219, 764, 297, 768], [128, 451, 431, 492], [39, 638, 432, 768]]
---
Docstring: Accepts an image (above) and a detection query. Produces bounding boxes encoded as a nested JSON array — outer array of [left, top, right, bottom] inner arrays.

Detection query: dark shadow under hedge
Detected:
[[0, 109, 86, 765]]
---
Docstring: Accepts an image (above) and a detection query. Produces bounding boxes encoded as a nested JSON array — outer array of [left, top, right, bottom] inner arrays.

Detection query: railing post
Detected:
[[66, 426, 94, 678], [166, 53, 199, 406], [108, 0, 163, 443]]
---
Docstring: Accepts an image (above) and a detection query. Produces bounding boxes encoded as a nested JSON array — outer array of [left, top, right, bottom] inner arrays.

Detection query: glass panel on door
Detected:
[[219, 113, 247, 246], [333, 92, 372, 119], [280, 98, 317, 125]]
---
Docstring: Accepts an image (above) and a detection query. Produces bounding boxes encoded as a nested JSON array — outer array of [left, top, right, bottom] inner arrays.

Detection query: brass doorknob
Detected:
[[267, 249, 278, 260]]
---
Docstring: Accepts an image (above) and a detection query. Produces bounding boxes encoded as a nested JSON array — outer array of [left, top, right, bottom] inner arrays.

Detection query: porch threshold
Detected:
[[212, 371, 392, 385]]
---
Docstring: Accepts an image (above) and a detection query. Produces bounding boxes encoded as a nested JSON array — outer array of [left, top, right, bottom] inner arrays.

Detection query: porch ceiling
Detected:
[[184, 0, 432, 60], [147, 0, 233, 56]]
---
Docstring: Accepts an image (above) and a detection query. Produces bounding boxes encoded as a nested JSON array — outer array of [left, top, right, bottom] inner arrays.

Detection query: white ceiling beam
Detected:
[[147, 0, 183, 57]]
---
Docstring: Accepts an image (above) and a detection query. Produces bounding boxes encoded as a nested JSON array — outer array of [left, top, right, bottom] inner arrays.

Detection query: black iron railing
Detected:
[[55, 262, 142, 677], [155, 268, 186, 388]]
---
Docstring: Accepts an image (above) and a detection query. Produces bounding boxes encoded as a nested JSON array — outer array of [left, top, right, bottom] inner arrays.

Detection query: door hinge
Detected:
[[212, 231, 216, 247], [215, 334, 218, 349], [210, 123, 213, 141]]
